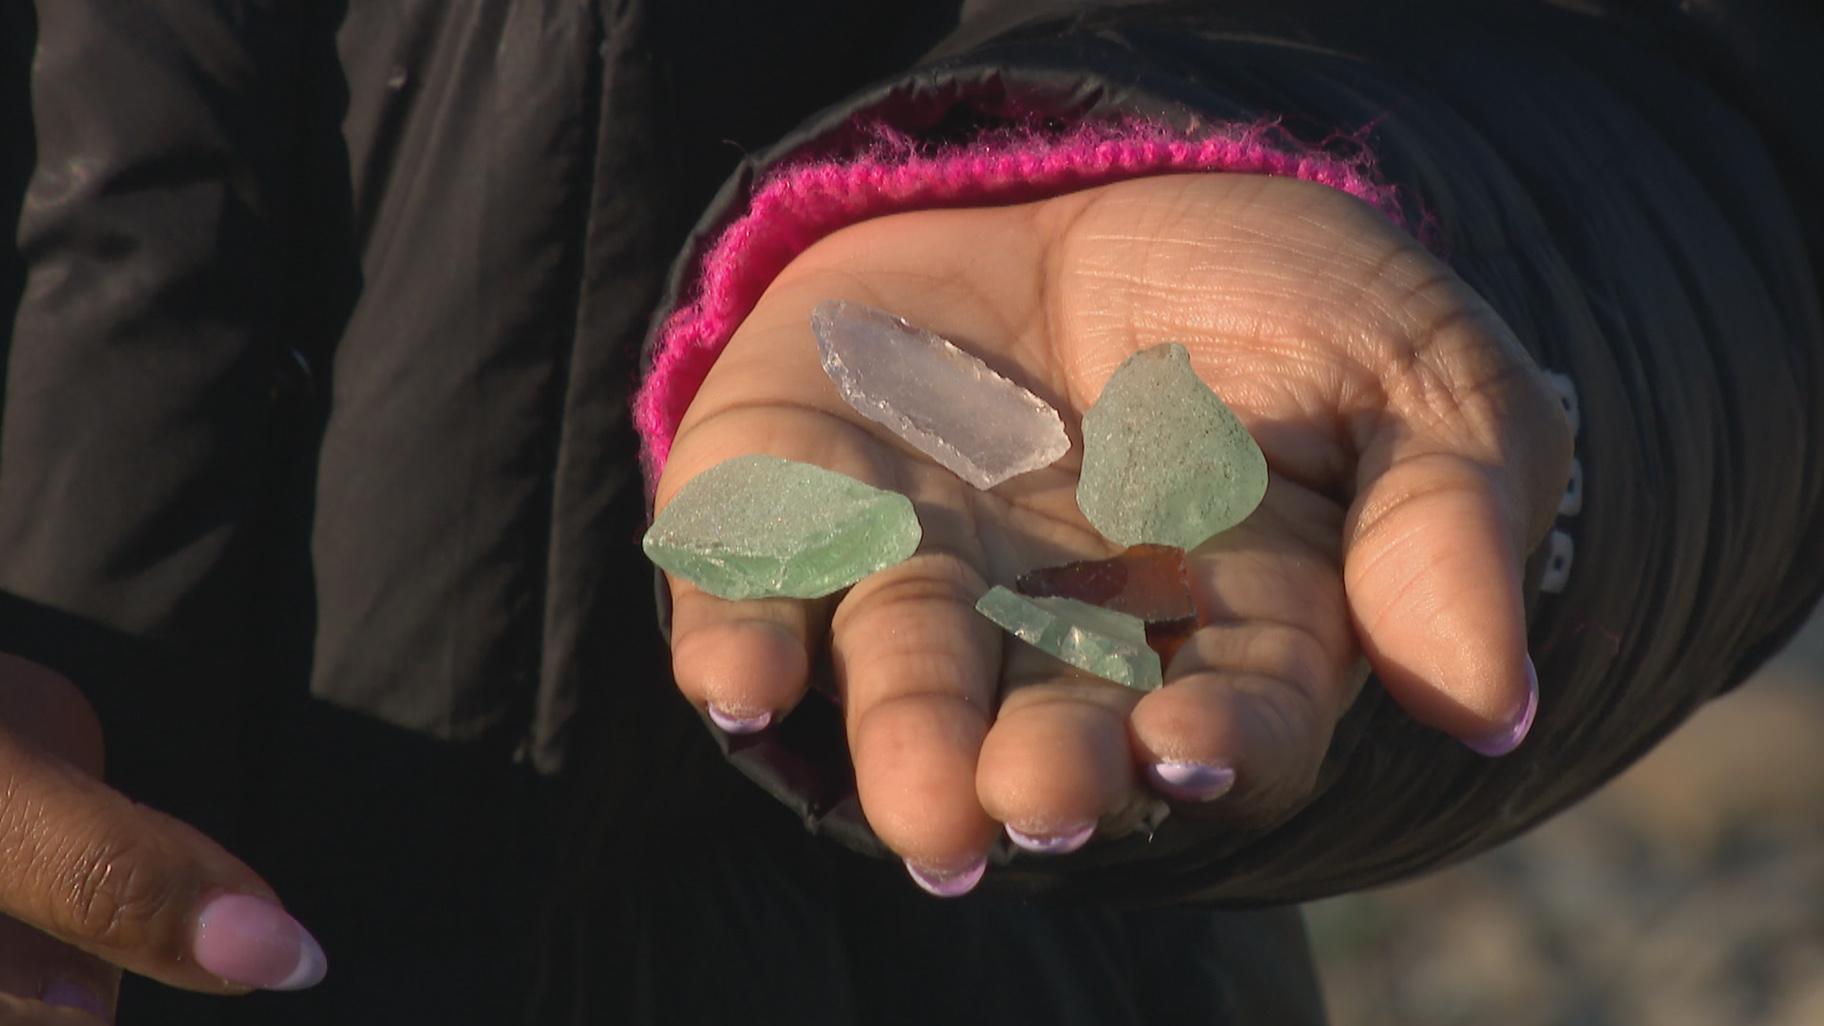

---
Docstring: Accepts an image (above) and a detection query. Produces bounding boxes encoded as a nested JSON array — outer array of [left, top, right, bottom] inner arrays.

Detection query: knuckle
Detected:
[[1238, 673, 1323, 749], [835, 553, 985, 630], [1351, 252, 1542, 437], [1238, 678, 1329, 785], [1249, 624, 1334, 694], [1347, 457, 1474, 553], [1379, 306, 1513, 432], [54, 828, 185, 950]]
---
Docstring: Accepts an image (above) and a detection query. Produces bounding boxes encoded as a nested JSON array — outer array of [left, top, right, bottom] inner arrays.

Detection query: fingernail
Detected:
[[707, 704, 772, 734], [1464, 655, 1540, 757], [903, 856, 986, 898], [40, 978, 108, 1019], [1005, 821, 1096, 855], [192, 893, 328, 991], [1145, 761, 1236, 802]]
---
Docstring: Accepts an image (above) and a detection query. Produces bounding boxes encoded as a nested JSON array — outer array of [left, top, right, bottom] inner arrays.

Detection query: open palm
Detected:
[[655, 174, 1571, 892]]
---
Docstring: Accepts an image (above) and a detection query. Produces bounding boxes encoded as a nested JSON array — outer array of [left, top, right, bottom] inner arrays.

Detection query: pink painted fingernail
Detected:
[[707, 704, 772, 734], [40, 978, 108, 1019], [1005, 821, 1096, 855], [192, 893, 328, 991], [1146, 761, 1236, 802], [1464, 655, 1540, 757], [904, 856, 986, 898]]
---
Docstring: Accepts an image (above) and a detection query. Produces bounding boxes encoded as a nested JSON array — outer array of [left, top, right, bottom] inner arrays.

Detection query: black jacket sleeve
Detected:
[[0, 1, 321, 823], [0, 2, 294, 641], [647, 0, 1824, 904]]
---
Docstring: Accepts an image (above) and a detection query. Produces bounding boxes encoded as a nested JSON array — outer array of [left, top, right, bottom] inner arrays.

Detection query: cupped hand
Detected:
[[656, 174, 1572, 892], [0, 653, 325, 1023]]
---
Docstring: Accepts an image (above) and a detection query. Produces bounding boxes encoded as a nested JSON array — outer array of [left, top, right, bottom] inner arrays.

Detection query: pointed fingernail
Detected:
[[1145, 761, 1236, 802], [904, 856, 986, 898], [707, 704, 773, 734], [1005, 821, 1096, 855], [40, 978, 109, 1020], [1464, 655, 1540, 757], [192, 893, 328, 991]]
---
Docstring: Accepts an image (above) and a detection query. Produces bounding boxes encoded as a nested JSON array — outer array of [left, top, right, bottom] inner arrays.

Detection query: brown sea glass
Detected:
[[1016, 544, 1198, 665]]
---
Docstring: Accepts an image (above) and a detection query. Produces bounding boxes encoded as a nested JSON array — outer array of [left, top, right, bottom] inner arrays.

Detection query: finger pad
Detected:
[[977, 701, 1128, 827], [1346, 483, 1530, 737], [672, 620, 810, 714], [853, 697, 994, 858]]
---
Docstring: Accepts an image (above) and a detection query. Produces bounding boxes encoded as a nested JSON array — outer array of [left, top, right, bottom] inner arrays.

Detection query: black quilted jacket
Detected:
[[1, 2, 1818, 1023]]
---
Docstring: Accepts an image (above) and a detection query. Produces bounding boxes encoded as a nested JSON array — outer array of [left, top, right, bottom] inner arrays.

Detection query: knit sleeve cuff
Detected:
[[631, 119, 1421, 486]]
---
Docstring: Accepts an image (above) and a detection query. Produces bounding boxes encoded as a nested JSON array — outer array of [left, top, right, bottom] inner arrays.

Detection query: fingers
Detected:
[[1132, 644, 1332, 821], [669, 586, 822, 732], [983, 484, 1360, 839], [0, 655, 326, 995], [1131, 495, 1358, 823], [666, 493, 1008, 891], [0, 991, 116, 1026], [833, 550, 1003, 894], [1344, 450, 1539, 753], [979, 620, 1349, 842], [658, 404, 881, 731], [661, 391, 1013, 889], [0, 917, 117, 1023], [1341, 267, 1570, 754], [976, 669, 1137, 854]]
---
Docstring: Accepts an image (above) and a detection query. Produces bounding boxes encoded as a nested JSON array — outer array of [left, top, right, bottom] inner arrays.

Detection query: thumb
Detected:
[[0, 916, 119, 1023], [0, 655, 327, 995], [0, 992, 119, 1025], [1344, 451, 1541, 754]]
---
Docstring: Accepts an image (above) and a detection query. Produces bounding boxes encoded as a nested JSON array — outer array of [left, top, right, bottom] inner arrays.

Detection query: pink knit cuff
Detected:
[[634, 120, 1416, 482]]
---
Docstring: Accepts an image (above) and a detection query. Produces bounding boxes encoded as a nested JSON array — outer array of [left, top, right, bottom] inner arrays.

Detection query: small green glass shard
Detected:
[[975, 586, 1163, 691], [1076, 343, 1268, 550], [1016, 545, 1198, 665], [643, 455, 921, 600]]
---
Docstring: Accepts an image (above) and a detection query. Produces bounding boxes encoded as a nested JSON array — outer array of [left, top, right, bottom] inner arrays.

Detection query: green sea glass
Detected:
[[643, 455, 921, 600], [975, 586, 1163, 691], [1076, 343, 1268, 549]]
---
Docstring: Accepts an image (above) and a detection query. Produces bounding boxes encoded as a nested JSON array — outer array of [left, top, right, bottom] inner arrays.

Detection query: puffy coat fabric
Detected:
[[0, 1, 1818, 1024]]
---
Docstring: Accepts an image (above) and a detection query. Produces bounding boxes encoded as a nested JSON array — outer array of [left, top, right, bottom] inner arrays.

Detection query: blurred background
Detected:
[[1309, 614, 1824, 1026]]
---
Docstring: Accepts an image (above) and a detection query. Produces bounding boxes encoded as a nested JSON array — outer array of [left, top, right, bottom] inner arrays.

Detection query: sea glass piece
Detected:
[[1016, 544, 1193, 620], [1077, 343, 1267, 549], [643, 454, 921, 600], [975, 586, 1164, 691], [811, 299, 1070, 490], [1016, 544, 1198, 665]]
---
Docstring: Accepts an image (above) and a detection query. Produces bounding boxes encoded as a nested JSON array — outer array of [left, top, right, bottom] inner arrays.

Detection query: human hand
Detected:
[[655, 174, 1572, 892], [0, 653, 325, 1022]]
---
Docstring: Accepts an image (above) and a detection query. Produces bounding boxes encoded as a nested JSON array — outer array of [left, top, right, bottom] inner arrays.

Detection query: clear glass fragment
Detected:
[[812, 299, 1070, 490]]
